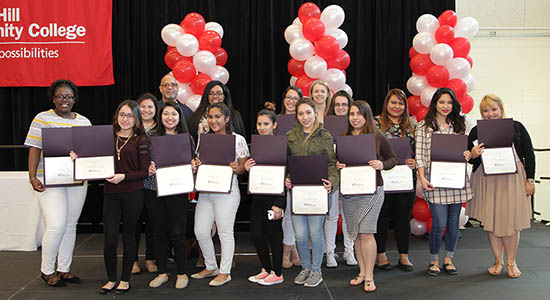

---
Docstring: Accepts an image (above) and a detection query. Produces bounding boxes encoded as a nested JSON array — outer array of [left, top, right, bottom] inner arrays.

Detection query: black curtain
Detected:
[[0, 0, 454, 171]]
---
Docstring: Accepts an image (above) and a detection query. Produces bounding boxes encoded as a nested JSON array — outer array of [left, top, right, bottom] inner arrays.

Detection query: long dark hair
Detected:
[[423, 87, 465, 134], [328, 90, 353, 115], [345, 100, 379, 136], [156, 101, 189, 136], [207, 102, 232, 134], [190, 81, 232, 135], [113, 100, 145, 136], [378, 88, 414, 137], [279, 86, 303, 114]]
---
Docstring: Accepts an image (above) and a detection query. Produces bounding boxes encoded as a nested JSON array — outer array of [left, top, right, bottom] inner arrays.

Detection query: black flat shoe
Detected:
[[443, 263, 458, 275], [376, 263, 392, 271], [98, 286, 115, 295], [115, 285, 131, 295], [427, 264, 441, 276], [397, 260, 414, 272]]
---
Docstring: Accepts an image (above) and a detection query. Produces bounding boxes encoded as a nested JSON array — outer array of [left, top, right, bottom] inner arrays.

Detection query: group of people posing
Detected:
[[25, 75, 535, 294]]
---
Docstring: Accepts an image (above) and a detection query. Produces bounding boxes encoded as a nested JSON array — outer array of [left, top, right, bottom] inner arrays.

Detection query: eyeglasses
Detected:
[[53, 95, 75, 101], [118, 113, 135, 119], [208, 92, 224, 97], [285, 96, 300, 102], [161, 82, 178, 89]]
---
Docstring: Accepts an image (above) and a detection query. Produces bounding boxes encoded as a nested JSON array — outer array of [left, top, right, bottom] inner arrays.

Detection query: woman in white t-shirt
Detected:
[[25, 79, 91, 287]]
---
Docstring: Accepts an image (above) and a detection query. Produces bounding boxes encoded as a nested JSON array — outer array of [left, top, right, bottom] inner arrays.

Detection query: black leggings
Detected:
[[375, 191, 415, 254], [250, 199, 283, 276], [147, 193, 188, 275], [134, 189, 156, 261], [103, 190, 145, 282]]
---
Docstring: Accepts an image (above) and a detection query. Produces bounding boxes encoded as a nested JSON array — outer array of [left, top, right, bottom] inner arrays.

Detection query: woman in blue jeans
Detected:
[[285, 98, 338, 287], [415, 88, 472, 276]]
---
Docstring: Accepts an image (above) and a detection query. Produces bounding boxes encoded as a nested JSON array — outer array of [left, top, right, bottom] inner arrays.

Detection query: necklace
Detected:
[[116, 135, 133, 160]]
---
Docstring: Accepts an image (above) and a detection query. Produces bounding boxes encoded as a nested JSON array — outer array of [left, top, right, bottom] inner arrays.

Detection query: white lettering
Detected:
[[28, 23, 87, 40]]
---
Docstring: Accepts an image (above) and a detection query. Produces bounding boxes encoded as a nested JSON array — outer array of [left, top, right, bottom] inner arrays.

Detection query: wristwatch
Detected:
[[527, 179, 535, 185]]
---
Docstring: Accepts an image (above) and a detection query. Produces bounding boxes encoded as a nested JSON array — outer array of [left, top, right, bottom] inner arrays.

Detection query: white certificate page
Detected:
[[74, 155, 115, 181], [482, 147, 517, 175], [381, 165, 414, 192], [340, 166, 376, 195], [248, 165, 285, 195], [44, 156, 78, 186], [292, 185, 328, 215], [156, 164, 195, 197], [430, 161, 465, 189], [195, 164, 233, 193]]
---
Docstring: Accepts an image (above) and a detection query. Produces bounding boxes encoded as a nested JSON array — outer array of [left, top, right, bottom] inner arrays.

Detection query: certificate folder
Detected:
[[382, 138, 414, 193], [336, 134, 377, 195], [42, 128, 81, 187], [275, 114, 296, 136], [323, 115, 348, 141], [430, 134, 467, 189], [195, 133, 236, 193], [72, 125, 115, 181], [288, 155, 329, 215], [151, 133, 194, 197], [248, 135, 288, 195], [477, 119, 517, 175]]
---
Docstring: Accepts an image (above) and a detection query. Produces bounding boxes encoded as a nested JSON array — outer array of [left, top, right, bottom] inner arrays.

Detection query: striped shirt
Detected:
[[415, 120, 472, 204], [24, 109, 91, 177]]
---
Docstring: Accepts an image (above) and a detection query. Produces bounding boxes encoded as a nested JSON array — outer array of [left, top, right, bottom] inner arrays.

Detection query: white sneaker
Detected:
[[343, 251, 358, 266], [326, 252, 337, 268]]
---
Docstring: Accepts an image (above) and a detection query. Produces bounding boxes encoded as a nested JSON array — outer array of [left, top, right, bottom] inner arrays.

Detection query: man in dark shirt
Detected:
[[159, 74, 193, 126]]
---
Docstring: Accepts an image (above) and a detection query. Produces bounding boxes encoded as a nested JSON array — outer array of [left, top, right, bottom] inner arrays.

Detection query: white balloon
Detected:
[[325, 28, 348, 49], [322, 68, 346, 91], [186, 94, 202, 111], [193, 50, 217, 74], [208, 65, 230, 85], [407, 74, 428, 96], [292, 17, 302, 27], [341, 83, 353, 97], [447, 57, 471, 80], [416, 14, 439, 34], [304, 55, 328, 79], [284, 24, 304, 45], [290, 76, 298, 86], [410, 219, 427, 236], [413, 32, 436, 54], [463, 73, 476, 92], [430, 43, 454, 66], [161, 24, 185, 47], [459, 207, 469, 227], [320, 5, 345, 30], [454, 17, 479, 40], [289, 38, 314, 61], [176, 82, 193, 103], [176, 34, 199, 57], [204, 22, 224, 38], [421, 86, 437, 107]]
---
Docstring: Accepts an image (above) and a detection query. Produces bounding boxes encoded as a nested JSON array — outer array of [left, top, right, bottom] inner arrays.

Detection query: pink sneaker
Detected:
[[258, 271, 284, 286], [248, 269, 269, 283]]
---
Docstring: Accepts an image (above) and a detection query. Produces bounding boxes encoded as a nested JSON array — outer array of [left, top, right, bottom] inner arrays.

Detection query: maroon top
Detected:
[[104, 135, 149, 194]]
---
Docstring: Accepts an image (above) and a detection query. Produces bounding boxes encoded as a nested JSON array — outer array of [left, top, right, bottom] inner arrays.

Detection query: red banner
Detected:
[[0, 0, 113, 86]]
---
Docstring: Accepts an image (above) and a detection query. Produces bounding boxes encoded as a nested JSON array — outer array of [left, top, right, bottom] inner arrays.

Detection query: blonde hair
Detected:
[[479, 94, 505, 119], [309, 80, 333, 116]]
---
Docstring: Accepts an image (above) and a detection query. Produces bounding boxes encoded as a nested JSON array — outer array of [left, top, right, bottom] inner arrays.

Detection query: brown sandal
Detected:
[[41, 273, 66, 287], [364, 280, 376, 293], [349, 275, 365, 286], [57, 271, 81, 283]]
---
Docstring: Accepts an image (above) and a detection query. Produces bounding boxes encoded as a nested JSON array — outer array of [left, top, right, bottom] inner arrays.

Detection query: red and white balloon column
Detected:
[[407, 10, 479, 121], [285, 3, 352, 97], [161, 13, 229, 111]]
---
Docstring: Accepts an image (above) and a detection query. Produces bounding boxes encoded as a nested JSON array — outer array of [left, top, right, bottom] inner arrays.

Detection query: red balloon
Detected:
[[326, 49, 350, 70], [314, 36, 340, 60], [337, 213, 343, 235], [198, 30, 222, 52], [460, 94, 474, 114], [409, 46, 418, 59], [410, 54, 434, 76], [462, 202, 467, 208], [172, 60, 196, 83], [412, 199, 431, 222], [181, 12, 205, 37], [416, 106, 429, 121], [465, 56, 473, 68], [426, 65, 450, 88], [167, 46, 175, 51], [408, 96, 422, 115], [302, 18, 325, 42], [288, 58, 305, 77], [190, 73, 212, 94], [212, 47, 228, 66], [298, 2, 321, 24], [438, 10, 457, 27], [450, 37, 471, 58], [435, 25, 455, 44], [445, 78, 467, 99], [295, 75, 314, 97], [165, 47, 184, 69]]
